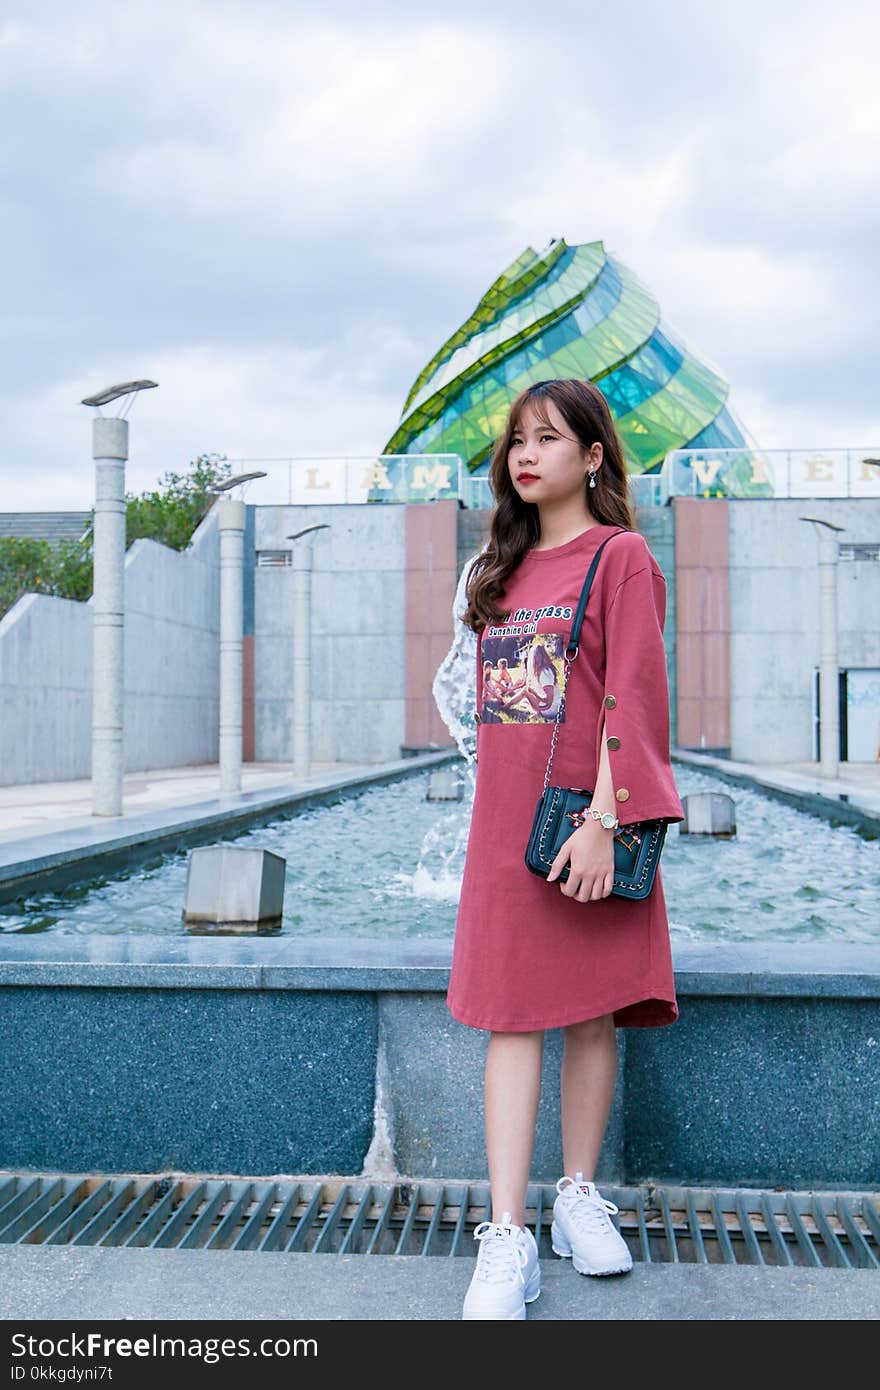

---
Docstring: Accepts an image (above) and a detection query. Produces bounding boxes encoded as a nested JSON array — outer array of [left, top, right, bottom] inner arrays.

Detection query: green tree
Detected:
[[0, 453, 233, 619], [121, 451, 234, 551]]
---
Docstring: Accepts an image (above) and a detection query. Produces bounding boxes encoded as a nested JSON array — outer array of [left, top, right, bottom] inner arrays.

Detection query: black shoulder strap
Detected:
[[566, 527, 629, 658]]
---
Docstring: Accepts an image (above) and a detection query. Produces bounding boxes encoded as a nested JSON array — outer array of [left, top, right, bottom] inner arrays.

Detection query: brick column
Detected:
[[404, 500, 459, 751], [673, 497, 730, 754]]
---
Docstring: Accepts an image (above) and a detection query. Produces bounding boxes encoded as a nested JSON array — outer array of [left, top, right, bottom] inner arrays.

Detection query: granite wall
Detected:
[[1, 940, 876, 1189]]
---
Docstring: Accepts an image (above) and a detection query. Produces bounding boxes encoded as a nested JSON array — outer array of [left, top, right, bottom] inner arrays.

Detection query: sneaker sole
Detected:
[[552, 1248, 633, 1276], [462, 1290, 541, 1319], [462, 1265, 542, 1318], [551, 1220, 633, 1276], [462, 1307, 528, 1320]]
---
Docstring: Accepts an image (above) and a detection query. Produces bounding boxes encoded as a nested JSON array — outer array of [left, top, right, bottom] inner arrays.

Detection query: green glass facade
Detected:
[[384, 237, 756, 478]]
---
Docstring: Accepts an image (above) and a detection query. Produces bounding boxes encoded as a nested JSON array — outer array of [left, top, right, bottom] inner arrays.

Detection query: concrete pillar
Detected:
[[91, 417, 128, 817], [288, 526, 327, 778], [817, 527, 841, 778], [218, 498, 246, 794]]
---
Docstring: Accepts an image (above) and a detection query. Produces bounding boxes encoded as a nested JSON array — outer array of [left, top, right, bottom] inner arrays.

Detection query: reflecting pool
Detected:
[[1, 766, 877, 941]]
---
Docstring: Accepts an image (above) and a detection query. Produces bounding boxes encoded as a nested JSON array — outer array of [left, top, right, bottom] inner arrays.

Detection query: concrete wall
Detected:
[[728, 499, 880, 763], [0, 939, 876, 1188], [0, 511, 220, 787], [253, 504, 407, 764], [5, 494, 878, 782]]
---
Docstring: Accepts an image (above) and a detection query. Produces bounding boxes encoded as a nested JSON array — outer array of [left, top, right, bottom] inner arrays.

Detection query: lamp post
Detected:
[[286, 524, 329, 778], [799, 515, 845, 778], [81, 380, 158, 817], [212, 471, 266, 794]]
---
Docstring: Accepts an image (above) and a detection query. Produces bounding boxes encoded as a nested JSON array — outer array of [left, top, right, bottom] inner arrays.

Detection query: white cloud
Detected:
[[732, 385, 880, 452], [633, 241, 855, 361], [1, 333, 412, 510], [0, 0, 877, 508]]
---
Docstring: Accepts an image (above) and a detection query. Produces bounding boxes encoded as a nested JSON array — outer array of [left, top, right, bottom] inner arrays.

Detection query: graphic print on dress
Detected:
[[480, 630, 567, 725]]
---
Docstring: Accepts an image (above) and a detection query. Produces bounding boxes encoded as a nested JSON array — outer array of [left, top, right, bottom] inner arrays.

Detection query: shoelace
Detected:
[[556, 1172, 620, 1235], [472, 1213, 529, 1286]]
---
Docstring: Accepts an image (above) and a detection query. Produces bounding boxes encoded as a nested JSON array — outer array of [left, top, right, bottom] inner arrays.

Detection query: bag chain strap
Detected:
[[539, 527, 627, 795], [542, 648, 574, 793]]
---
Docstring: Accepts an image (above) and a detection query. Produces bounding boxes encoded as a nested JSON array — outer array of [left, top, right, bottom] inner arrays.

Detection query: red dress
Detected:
[[446, 523, 685, 1033]]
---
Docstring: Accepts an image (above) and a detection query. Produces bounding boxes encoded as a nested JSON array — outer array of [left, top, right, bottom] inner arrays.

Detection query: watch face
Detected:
[[601, 812, 616, 829]]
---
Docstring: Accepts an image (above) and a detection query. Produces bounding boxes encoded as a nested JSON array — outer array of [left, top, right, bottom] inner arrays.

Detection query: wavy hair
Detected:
[[462, 379, 636, 632]]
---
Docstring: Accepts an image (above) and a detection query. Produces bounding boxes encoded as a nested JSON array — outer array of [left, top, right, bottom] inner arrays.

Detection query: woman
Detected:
[[446, 378, 684, 1320], [499, 638, 562, 720]]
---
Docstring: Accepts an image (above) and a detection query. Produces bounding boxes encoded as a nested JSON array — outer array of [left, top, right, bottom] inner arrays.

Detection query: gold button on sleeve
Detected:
[[603, 694, 617, 709], [606, 735, 621, 750], [615, 788, 630, 802]]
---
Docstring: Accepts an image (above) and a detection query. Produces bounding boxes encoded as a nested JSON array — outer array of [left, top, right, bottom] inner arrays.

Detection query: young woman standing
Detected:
[[446, 378, 685, 1320]]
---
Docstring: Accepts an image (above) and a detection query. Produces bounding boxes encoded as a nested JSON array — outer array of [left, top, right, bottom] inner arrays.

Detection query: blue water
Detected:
[[0, 766, 877, 941]]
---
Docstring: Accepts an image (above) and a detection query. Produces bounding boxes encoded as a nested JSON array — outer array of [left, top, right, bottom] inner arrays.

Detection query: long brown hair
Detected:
[[463, 379, 636, 633]]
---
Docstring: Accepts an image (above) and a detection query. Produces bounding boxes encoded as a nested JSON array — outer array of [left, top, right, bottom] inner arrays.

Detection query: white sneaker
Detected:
[[551, 1172, 633, 1276], [462, 1210, 541, 1319]]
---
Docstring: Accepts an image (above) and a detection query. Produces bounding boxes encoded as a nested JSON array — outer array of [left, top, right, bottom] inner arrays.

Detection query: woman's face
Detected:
[[507, 400, 601, 504]]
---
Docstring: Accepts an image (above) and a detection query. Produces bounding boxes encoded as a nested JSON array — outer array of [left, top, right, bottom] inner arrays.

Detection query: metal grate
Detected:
[[0, 1174, 877, 1269]]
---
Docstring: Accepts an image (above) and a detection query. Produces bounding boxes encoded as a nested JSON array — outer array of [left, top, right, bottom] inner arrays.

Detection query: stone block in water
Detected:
[[426, 768, 464, 802], [183, 845, 286, 932], [680, 791, 737, 837]]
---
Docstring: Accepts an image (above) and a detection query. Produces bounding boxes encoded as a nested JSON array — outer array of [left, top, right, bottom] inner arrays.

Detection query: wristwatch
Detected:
[[587, 807, 620, 830]]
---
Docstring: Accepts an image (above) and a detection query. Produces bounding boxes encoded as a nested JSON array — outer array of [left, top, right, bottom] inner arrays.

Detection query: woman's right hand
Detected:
[[547, 821, 615, 901]]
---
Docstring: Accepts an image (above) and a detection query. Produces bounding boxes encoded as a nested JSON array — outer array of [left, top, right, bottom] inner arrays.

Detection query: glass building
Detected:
[[383, 237, 757, 479]]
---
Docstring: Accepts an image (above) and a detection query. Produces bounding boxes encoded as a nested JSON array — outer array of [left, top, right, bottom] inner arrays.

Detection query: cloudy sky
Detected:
[[2, 0, 877, 509]]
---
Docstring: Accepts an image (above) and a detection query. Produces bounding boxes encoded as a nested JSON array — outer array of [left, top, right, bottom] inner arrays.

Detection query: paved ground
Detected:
[[1, 1245, 878, 1321], [0, 759, 390, 844], [672, 749, 880, 818]]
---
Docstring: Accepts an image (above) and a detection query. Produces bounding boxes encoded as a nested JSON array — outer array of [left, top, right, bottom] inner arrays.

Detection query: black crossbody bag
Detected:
[[523, 529, 668, 900]]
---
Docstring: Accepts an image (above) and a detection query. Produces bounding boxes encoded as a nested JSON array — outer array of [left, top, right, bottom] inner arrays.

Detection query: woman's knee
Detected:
[[562, 1013, 615, 1044]]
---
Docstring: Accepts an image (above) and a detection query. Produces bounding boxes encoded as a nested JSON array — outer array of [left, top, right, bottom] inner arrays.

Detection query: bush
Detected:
[[121, 451, 234, 552], [0, 453, 234, 619]]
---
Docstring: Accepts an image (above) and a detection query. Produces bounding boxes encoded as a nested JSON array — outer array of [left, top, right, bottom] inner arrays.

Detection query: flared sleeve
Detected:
[[595, 560, 685, 826]]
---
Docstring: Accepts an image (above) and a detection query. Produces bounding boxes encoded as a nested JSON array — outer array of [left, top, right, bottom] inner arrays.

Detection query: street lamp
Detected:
[[81, 378, 158, 817], [214, 471, 267, 794], [213, 471, 267, 494], [286, 524, 329, 778], [799, 515, 845, 778]]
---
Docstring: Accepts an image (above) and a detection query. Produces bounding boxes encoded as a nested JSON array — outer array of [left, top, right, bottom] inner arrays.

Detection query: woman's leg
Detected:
[[560, 1013, 617, 1179], [484, 1029, 544, 1227]]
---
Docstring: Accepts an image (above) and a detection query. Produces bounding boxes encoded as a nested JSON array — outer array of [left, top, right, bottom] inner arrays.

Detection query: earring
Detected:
[[589, 469, 597, 489]]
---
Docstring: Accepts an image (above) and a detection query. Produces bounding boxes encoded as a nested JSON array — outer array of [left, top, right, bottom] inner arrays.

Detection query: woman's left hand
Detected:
[[547, 821, 615, 901]]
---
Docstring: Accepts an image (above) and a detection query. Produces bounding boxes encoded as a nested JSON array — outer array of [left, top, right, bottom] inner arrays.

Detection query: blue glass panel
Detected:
[[649, 325, 683, 376], [686, 406, 748, 451], [572, 260, 623, 331], [596, 330, 684, 415], [404, 268, 680, 456], [485, 244, 578, 330]]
